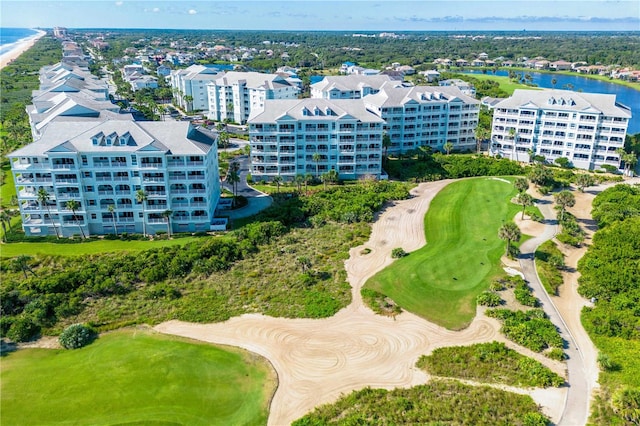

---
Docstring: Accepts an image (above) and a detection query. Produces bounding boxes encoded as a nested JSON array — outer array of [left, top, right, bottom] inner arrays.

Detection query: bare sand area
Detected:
[[156, 179, 568, 425], [0, 30, 47, 70]]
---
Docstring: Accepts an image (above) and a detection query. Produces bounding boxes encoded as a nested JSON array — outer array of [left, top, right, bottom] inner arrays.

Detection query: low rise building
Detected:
[[310, 75, 398, 100]]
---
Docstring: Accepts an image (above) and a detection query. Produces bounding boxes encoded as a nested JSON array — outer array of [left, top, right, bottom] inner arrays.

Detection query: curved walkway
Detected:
[[221, 154, 273, 219], [518, 194, 591, 426], [156, 179, 566, 425]]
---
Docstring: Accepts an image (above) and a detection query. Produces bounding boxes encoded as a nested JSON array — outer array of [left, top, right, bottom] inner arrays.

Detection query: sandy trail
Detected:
[[156, 179, 566, 425]]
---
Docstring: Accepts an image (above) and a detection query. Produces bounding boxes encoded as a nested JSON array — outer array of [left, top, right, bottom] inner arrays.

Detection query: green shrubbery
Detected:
[[535, 240, 565, 295], [514, 280, 540, 307], [58, 324, 97, 349], [390, 247, 408, 258], [417, 341, 564, 388], [487, 308, 564, 354], [292, 380, 549, 425], [476, 291, 503, 307], [361, 288, 402, 317]]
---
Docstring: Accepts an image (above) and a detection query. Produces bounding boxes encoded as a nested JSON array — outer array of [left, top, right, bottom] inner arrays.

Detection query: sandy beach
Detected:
[[0, 29, 47, 70]]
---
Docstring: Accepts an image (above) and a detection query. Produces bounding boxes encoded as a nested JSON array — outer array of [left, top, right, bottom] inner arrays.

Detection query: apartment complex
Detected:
[[363, 84, 480, 153], [9, 121, 220, 237], [169, 64, 223, 112], [490, 89, 632, 170], [248, 98, 385, 181], [207, 71, 299, 124], [310, 75, 398, 99], [9, 58, 221, 238]]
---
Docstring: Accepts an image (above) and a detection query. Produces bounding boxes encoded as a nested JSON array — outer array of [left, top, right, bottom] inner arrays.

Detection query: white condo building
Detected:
[[207, 71, 299, 124], [169, 65, 223, 112], [248, 98, 385, 181], [8, 121, 220, 237], [364, 84, 480, 153], [310, 75, 398, 100], [490, 89, 632, 170]]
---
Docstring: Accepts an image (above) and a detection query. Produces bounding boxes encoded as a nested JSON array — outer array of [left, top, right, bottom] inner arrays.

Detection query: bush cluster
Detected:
[[514, 281, 540, 307], [58, 324, 97, 349], [476, 291, 502, 307], [417, 341, 564, 388], [487, 308, 564, 354], [535, 240, 565, 295]]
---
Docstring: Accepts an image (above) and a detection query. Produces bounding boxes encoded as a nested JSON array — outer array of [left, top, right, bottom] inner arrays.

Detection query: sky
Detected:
[[1, 0, 639, 32]]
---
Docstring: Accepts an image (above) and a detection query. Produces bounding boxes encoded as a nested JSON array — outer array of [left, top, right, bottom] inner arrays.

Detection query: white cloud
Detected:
[[188, 9, 197, 15], [115, 1, 123, 6], [153, 7, 160, 12]]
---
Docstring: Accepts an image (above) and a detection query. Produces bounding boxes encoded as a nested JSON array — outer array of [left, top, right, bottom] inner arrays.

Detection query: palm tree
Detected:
[[226, 162, 241, 206], [382, 132, 392, 166], [575, 174, 595, 192], [0, 208, 10, 242], [135, 189, 148, 237], [13, 255, 36, 279], [326, 169, 339, 186], [294, 174, 305, 194], [443, 141, 454, 155], [162, 209, 173, 238], [514, 177, 529, 194], [182, 94, 194, 111], [37, 188, 60, 239], [65, 199, 86, 239], [551, 78, 557, 88], [517, 193, 534, 220], [304, 173, 313, 195], [312, 152, 321, 177], [554, 190, 576, 221], [108, 204, 118, 236], [616, 148, 638, 177], [475, 127, 489, 155], [498, 222, 521, 257], [272, 175, 283, 194]]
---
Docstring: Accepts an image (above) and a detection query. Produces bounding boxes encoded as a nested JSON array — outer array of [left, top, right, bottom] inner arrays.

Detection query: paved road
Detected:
[[221, 154, 272, 219], [518, 196, 590, 426]]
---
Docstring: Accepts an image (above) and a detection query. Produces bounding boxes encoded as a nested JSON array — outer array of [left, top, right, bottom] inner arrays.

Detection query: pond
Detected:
[[464, 70, 640, 134]]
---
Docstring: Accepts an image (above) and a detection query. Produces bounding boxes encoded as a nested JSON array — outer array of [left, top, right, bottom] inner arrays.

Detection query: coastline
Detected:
[[0, 29, 47, 70]]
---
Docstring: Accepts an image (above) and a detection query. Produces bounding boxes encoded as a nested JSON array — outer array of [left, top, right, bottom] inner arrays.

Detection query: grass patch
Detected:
[[459, 73, 542, 95], [0, 329, 275, 425], [364, 177, 521, 330], [292, 379, 549, 425], [0, 237, 197, 258], [1, 162, 17, 208], [535, 240, 565, 295], [417, 341, 564, 388]]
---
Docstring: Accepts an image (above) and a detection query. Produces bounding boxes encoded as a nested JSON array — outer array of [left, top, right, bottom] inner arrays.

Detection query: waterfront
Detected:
[[465, 69, 640, 133]]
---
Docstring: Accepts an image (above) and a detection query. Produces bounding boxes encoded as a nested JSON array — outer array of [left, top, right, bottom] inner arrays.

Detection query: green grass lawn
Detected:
[[0, 329, 276, 426], [0, 237, 197, 257], [464, 73, 542, 95], [1, 162, 17, 208], [365, 177, 522, 330]]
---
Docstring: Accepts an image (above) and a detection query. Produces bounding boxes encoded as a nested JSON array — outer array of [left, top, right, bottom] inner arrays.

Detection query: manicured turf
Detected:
[[365, 177, 520, 329], [1, 163, 17, 208], [0, 329, 276, 426], [463, 73, 542, 95], [0, 237, 196, 257]]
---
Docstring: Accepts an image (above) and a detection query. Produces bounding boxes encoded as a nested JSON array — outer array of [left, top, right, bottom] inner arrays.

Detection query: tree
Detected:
[[575, 174, 595, 192], [528, 165, 552, 187], [294, 174, 305, 194], [617, 148, 638, 177], [551, 78, 557, 88], [161, 209, 173, 238], [498, 222, 521, 257], [443, 141, 454, 155], [226, 162, 241, 206], [59, 324, 97, 349], [65, 199, 86, 239], [182, 94, 193, 111], [297, 256, 312, 274], [37, 188, 60, 239], [272, 175, 283, 194], [135, 189, 148, 237], [312, 152, 321, 177], [382, 132, 392, 165], [514, 177, 529, 194], [611, 387, 640, 425], [475, 127, 489, 154], [13, 255, 36, 279], [0, 208, 11, 242], [108, 204, 118, 236], [554, 157, 571, 168], [304, 173, 313, 195], [517, 193, 534, 219], [326, 169, 339, 186], [554, 190, 576, 221]]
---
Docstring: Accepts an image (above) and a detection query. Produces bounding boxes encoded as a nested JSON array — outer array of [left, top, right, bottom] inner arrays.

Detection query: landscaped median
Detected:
[[363, 177, 525, 330], [0, 329, 276, 425]]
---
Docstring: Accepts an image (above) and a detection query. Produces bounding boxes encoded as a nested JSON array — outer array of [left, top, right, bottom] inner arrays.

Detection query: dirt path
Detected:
[[155, 179, 566, 425]]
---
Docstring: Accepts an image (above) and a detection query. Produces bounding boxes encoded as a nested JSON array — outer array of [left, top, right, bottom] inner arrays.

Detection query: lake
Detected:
[[464, 70, 640, 134]]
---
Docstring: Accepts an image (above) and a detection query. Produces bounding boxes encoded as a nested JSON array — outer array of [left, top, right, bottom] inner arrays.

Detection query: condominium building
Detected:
[[363, 84, 480, 153], [248, 98, 385, 181], [8, 120, 220, 237], [169, 64, 223, 112], [207, 71, 299, 124], [490, 89, 632, 170], [310, 75, 398, 100]]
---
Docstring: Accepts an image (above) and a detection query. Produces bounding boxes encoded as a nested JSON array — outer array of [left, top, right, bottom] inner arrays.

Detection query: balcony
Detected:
[[52, 163, 75, 170], [140, 163, 163, 169], [186, 161, 204, 167]]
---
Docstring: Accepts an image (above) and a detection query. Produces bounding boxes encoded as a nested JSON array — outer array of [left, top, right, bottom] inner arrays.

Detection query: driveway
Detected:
[[221, 154, 272, 220]]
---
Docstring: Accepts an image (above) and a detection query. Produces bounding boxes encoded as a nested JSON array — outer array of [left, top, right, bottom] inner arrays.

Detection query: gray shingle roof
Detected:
[[248, 98, 385, 123]]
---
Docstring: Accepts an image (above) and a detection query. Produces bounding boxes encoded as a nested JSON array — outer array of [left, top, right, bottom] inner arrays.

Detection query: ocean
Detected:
[[0, 28, 39, 56]]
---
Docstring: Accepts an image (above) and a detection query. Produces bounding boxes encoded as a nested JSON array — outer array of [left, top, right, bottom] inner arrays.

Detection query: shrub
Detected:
[[58, 324, 97, 349], [477, 291, 503, 307], [391, 247, 408, 258], [514, 282, 540, 307], [6, 315, 40, 342], [547, 347, 566, 361]]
